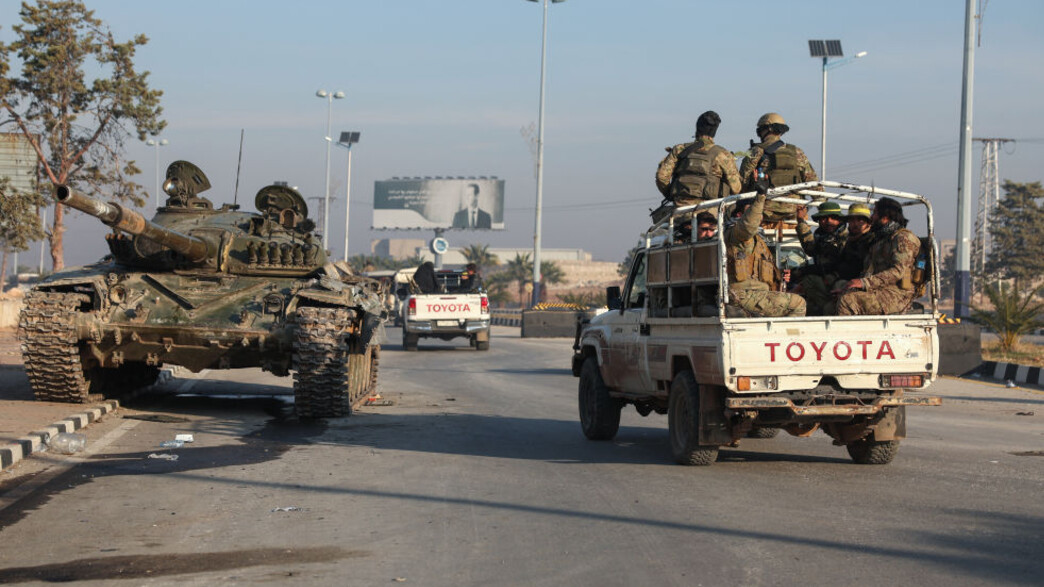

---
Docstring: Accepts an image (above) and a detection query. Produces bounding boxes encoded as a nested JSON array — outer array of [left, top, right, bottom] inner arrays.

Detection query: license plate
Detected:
[[436, 320, 458, 327]]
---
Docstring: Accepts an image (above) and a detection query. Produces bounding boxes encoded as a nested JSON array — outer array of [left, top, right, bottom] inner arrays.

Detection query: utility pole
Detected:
[[953, 0, 977, 318], [971, 137, 1014, 299]]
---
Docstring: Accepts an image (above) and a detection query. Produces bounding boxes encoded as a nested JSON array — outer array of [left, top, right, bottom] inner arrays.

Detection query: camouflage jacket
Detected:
[[739, 134, 818, 191], [796, 220, 847, 272], [656, 137, 742, 197], [725, 192, 779, 291], [861, 222, 920, 291]]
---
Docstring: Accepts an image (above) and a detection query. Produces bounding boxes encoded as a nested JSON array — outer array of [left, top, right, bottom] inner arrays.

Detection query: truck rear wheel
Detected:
[[748, 428, 780, 439], [578, 357, 622, 440], [403, 330, 419, 352], [668, 371, 719, 466], [846, 438, 900, 465]]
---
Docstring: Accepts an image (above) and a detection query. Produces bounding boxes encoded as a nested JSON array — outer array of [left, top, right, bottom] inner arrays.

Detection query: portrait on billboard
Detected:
[[452, 183, 492, 229], [373, 178, 505, 230]]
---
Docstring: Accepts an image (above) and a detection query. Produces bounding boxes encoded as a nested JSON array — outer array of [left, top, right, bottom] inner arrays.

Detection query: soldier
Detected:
[[835, 198, 921, 316], [656, 111, 742, 207], [674, 211, 718, 243], [739, 113, 819, 221], [724, 191, 806, 317], [793, 201, 848, 315], [832, 203, 875, 284]]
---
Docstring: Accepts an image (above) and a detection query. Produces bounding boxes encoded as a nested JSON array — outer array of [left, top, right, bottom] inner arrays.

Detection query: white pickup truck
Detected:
[[572, 181, 942, 466], [400, 269, 490, 351]]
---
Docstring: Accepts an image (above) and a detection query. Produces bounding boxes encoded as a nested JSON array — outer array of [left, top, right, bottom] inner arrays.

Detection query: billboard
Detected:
[[0, 133, 39, 193], [373, 178, 505, 230]]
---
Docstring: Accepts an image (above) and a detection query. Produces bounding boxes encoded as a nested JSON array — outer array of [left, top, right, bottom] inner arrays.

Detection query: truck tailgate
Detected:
[[411, 294, 484, 322]]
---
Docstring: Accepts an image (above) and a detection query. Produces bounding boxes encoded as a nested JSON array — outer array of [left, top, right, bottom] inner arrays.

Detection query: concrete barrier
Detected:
[[0, 300, 22, 329], [521, 309, 597, 338], [938, 322, 981, 376]]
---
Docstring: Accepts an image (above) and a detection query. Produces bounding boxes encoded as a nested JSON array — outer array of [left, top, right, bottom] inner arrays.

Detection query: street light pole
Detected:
[[316, 90, 345, 250], [336, 131, 361, 261], [526, 0, 565, 308], [809, 40, 866, 178], [146, 138, 168, 208]]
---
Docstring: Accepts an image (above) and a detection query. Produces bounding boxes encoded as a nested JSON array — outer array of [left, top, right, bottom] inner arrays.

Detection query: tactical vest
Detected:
[[758, 142, 801, 187], [726, 232, 779, 291], [669, 141, 729, 202]]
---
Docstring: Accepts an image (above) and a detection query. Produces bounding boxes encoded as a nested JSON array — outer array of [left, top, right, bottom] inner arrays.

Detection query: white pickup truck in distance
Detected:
[[572, 181, 942, 466], [400, 269, 490, 351]]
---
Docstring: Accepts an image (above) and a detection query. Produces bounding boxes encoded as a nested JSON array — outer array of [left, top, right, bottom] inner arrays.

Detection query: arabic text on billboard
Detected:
[[373, 178, 505, 230]]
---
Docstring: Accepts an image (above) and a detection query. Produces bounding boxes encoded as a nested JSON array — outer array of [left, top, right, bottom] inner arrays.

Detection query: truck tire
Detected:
[[476, 339, 490, 351], [846, 438, 900, 465], [578, 357, 622, 440], [748, 428, 780, 439], [668, 371, 719, 466], [403, 330, 419, 352]]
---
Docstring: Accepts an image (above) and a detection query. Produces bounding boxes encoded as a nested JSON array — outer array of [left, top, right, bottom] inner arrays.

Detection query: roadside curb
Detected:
[[0, 400, 119, 472], [977, 361, 1044, 387]]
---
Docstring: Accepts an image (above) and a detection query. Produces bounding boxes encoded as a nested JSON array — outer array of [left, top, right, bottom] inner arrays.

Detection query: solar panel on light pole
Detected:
[[808, 39, 866, 179]]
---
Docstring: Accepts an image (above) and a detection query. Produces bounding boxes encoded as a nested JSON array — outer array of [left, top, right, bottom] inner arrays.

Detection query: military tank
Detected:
[[18, 161, 386, 418]]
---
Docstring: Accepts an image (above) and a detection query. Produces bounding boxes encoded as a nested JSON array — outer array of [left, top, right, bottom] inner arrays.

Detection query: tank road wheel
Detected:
[[578, 357, 623, 440], [846, 438, 901, 465], [18, 291, 93, 403], [668, 371, 719, 466], [366, 345, 380, 396], [748, 428, 781, 439], [293, 306, 352, 419]]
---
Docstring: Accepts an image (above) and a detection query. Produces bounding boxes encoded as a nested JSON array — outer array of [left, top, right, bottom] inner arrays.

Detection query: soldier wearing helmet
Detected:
[[792, 201, 848, 315], [739, 113, 819, 222], [835, 197, 921, 315], [656, 111, 742, 208]]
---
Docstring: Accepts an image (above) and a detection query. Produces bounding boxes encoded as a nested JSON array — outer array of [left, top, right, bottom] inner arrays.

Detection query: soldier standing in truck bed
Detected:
[[739, 113, 818, 222], [725, 191, 806, 317], [835, 198, 920, 315], [656, 111, 742, 208]]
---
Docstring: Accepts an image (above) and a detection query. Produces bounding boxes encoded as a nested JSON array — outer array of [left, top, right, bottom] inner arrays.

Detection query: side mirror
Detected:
[[606, 286, 622, 310]]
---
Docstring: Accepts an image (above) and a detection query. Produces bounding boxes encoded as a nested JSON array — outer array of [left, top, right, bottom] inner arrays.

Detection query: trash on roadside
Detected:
[[147, 453, 179, 461], [1006, 380, 1017, 388], [47, 432, 87, 455], [174, 434, 194, 443], [364, 394, 396, 407], [1015, 411, 1035, 417], [271, 506, 302, 513], [158, 440, 185, 449]]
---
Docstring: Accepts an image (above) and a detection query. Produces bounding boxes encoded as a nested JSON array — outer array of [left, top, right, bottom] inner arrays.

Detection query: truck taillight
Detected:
[[481, 295, 489, 314], [408, 298, 417, 316], [880, 374, 924, 388]]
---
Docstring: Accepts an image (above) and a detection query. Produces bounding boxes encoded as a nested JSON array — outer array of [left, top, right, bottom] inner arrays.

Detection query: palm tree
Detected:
[[461, 244, 500, 270], [972, 283, 1044, 352]]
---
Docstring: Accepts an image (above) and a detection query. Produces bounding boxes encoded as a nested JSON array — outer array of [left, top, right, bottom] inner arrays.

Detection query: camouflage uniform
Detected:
[[836, 222, 920, 316], [725, 192, 806, 317], [739, 135, 818, 221], [795, 219, 847, 315], [656, 137, 742, 205]]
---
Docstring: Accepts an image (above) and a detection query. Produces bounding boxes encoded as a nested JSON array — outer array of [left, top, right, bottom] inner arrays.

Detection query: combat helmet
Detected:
[[756, 113, 790, 137], [846, 203, 872, 220], [812, 201, 844, 219]]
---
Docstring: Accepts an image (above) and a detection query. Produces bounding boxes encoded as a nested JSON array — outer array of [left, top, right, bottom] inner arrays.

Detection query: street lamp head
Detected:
[[316, 89, 328, 98], [855, 51, 868, 58], [147, 139, 155, 146], [333, 91, 345, 99]]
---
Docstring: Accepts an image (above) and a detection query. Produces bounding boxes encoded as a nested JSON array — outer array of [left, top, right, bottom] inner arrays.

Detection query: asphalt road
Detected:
[[0, 326, 1042, 586]]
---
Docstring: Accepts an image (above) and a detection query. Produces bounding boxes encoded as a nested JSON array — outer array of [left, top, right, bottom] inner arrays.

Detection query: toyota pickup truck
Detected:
[[572, 181, 941, 466], [400, 269, 490, 351]]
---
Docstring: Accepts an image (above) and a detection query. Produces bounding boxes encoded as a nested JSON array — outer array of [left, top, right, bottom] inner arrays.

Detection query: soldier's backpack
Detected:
[[669, 141, 728, 203], [759, 141, 801, 188]]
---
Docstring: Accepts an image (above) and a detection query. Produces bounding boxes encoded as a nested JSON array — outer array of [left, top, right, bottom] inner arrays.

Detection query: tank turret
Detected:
[[55, 185, 211, 263]]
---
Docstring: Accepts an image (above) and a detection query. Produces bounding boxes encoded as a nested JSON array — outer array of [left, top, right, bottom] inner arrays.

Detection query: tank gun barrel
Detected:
[[54, 185, 210, 263]]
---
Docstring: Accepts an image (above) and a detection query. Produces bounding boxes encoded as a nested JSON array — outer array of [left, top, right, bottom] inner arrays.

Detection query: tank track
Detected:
[[294, 306, 377, 419], [18, 291, 93, 403]]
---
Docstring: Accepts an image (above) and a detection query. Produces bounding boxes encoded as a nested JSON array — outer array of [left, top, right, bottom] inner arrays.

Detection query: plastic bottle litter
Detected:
[[47, 432, 87, 455], [1006, 380, 1017, 388], [147, 453, 179, 461], [174, 434, 194, 443], [271, 506, 302, 513], [158, 440, 185, 449]]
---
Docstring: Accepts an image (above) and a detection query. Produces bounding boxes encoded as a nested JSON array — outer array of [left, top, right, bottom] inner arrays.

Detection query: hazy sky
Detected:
[[3, 0, 1044, 268]]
